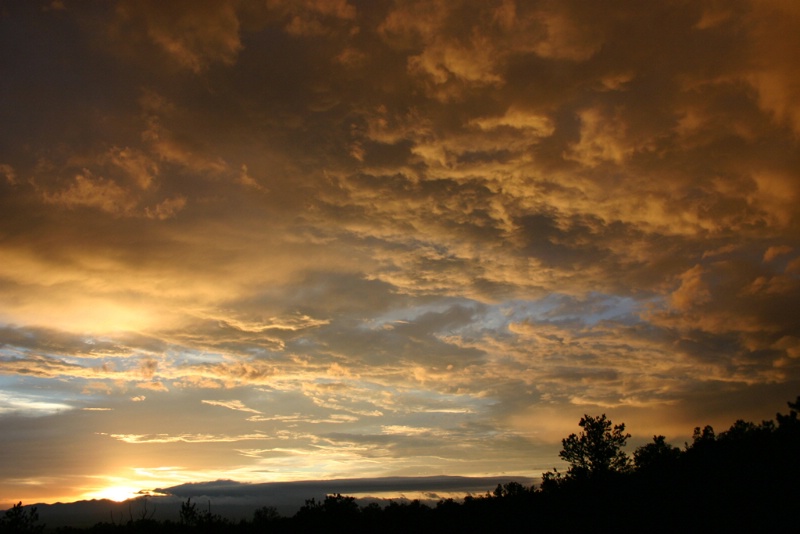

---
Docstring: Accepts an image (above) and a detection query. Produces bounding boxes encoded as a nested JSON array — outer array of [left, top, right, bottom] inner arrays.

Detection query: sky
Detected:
[[1, 0, 799, 508]]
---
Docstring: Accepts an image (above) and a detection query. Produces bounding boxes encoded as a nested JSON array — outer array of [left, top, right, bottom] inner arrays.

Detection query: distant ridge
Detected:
[[25, 475, 536, 528], [156, 475, 536, 498]]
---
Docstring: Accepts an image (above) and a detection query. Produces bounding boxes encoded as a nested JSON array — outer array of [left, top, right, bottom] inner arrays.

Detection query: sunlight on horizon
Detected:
[[81, 486, 148, 503]]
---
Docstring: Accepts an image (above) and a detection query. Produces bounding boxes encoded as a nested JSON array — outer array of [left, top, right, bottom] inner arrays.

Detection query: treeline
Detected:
[[5, 397, 800, 533]]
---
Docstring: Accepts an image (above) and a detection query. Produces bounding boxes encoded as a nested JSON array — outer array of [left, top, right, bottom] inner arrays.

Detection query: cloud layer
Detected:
[[1, 0, 799, 506]]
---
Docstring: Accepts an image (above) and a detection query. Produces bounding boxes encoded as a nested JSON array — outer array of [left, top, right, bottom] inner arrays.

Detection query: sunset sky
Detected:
[[2, 0, 800, 507]]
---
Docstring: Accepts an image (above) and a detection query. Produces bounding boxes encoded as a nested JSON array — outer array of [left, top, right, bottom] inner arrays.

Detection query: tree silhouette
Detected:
[[178, 497, 227, 529], [0, 502, 44, 533], [776, 396, 800, 431], [559, 413, 630, 479], [633, 435, 680, 472], [491, 481, 532, 498], [179, 498, 200, 526], [252, 505, 281, 526]]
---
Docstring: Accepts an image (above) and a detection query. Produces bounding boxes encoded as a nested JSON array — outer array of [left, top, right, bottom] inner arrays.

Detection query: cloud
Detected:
[[764, 245, 793, 263], [378, 2, 513, 100], [116, 0, 243, 73], [107, 147, 159, 190], [529, 3, 605, 61], [0, 163, 17, 184], [669, 265, 711, 312], [210, 312, 330, 334], [139, 94, 230, 175], [139, 357, 158, 379], [565, 107, 635, 167], [144, 196, 187, 220], [202, 400, 261, 414], [0, 392, 73, 416], [246, 413, 358, 424], [0, 354, 86, 379], [101, 432, 269, 444], [470, 107, 555, 136], [268, 0, 357, 37], [43, 172, 138, 216], [744, 2, 800, 134], [137, 381, 169, 392]]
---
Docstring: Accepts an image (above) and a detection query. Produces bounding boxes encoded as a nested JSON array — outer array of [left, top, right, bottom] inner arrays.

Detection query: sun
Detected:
[[87, 486, 143, 502]]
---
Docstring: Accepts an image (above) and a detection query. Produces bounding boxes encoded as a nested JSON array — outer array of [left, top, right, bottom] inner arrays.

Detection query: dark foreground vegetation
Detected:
[[4, 397, 800, 533]]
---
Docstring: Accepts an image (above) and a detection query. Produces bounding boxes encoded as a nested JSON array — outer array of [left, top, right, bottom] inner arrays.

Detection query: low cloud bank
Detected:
[[31, 476, 536, 527]]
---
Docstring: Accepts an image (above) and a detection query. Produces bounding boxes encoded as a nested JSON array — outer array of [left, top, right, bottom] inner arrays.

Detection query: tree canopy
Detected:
[[559, 413, 630, 479]]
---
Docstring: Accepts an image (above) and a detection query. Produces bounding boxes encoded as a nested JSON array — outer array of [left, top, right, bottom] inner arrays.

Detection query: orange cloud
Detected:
[[43, 172, 137, 215], [116, 0, 243, 73]]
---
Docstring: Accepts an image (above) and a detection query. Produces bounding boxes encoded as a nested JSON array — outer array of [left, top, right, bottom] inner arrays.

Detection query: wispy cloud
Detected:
[[100, 432, 269, 444], [202, 400, 262, 414]]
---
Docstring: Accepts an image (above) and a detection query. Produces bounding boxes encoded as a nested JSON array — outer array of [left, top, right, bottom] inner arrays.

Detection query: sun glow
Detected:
[[85, 486, 144, 502]]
